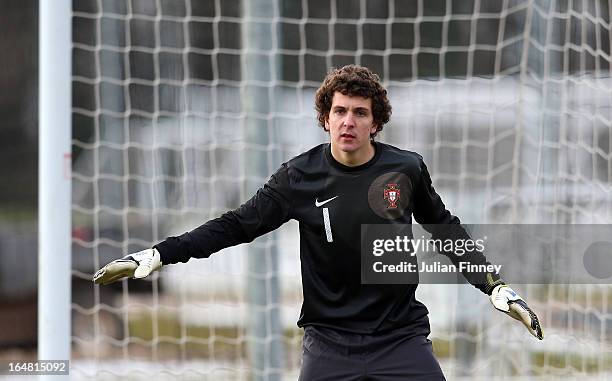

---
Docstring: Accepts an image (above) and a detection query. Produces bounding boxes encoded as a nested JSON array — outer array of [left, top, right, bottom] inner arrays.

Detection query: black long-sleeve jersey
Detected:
[[155, 142, 502, 335]]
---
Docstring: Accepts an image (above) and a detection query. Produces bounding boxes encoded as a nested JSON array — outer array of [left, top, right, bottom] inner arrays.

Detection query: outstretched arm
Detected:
[[93, 163, 294, 284], [412, 158, 503, 294], [155, 163, 294, 264], [412, 157, 543, 340]]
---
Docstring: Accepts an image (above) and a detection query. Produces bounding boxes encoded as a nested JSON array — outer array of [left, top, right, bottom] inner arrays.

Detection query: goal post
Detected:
[[243, 0, 284, 379], [38, 0, 72, 375]]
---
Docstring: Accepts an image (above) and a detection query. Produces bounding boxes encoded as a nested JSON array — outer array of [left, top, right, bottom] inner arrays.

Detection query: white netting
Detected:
[[70, 0, 612, 379]]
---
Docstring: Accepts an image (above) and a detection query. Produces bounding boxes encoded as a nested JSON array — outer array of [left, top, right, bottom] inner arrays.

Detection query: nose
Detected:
[[343, 112, 355, 127]]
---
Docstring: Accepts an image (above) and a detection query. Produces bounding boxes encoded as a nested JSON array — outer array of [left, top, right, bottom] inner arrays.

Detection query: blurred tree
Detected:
[[0, 0, 38, 218]]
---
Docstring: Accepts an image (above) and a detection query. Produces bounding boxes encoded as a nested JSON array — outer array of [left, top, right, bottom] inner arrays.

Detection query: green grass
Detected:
[[126, 313, 302, 360], [125, 310, 612, 376], [0, 207, 36, 223], [532, 351, 612, 374]]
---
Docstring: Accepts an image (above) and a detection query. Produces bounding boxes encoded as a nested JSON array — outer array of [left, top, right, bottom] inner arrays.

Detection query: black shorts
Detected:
[[298, 325, 446, 381]]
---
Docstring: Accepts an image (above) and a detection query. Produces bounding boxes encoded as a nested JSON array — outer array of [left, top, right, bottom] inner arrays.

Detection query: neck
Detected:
[[330, 141, 375, 167]]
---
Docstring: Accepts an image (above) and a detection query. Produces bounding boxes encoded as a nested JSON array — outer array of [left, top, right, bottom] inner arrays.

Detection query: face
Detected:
[[325, 92, 378, 155]]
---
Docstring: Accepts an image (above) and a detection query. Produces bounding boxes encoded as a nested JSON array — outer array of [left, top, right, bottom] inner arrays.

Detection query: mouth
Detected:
[[340, 133, 355, 139]]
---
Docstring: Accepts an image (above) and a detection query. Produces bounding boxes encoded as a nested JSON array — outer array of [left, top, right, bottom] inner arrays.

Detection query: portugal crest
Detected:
[[383, 183, 400, 209]]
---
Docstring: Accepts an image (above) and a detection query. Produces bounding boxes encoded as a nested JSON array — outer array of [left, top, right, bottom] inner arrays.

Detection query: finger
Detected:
[[533, 320, 544, 340], [509, 300, 544, 340], [93, 267, 106, 283], [93, 260, 138, 285]]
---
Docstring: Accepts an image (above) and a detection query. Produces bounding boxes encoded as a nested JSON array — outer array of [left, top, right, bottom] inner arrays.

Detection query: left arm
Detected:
[[412, 157, 503, 294], [412, 157, 543, 340]]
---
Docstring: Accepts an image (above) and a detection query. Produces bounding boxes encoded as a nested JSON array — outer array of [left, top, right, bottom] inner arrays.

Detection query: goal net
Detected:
[[70, 0, 612, 379]]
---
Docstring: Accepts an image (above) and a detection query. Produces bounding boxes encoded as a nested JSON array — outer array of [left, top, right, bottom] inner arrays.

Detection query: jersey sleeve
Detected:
[[412, 158, 504, 295], [154, 163, 294, 265]]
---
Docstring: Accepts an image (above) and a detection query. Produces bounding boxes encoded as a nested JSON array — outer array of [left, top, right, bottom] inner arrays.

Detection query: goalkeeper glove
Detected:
[[92, 248, 162, 285], [490, 284, 544, 340]]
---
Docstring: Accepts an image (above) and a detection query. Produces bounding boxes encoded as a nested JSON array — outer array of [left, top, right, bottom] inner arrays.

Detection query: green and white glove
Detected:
[[490, 284, 544, 340], [93, 248, 162, 285]]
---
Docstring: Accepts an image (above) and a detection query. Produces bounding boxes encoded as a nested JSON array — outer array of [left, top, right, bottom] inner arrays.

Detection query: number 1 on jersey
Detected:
[[322, 207, 333, 242]]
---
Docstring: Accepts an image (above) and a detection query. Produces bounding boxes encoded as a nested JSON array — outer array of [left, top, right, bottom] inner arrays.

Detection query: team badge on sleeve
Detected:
[[383, 183, 400, 209]]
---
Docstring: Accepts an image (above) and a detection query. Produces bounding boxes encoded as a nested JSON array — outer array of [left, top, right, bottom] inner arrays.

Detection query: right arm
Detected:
[[155, 163, 294, 264], [93, 163, 294, 284]]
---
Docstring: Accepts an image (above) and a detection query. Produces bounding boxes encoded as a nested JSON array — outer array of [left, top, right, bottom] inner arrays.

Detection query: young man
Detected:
[[94, 65, 543, 380]]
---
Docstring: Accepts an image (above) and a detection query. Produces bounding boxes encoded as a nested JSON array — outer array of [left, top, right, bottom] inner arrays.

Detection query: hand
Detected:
[[93, 248, 162, 285], [490, 284, 544, 340]]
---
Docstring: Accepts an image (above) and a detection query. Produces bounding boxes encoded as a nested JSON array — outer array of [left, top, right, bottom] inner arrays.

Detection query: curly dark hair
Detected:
[[315, 65, 391, 138]]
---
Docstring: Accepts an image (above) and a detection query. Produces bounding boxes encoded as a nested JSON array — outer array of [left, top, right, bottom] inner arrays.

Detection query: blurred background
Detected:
[[2, 0, 612, 379]]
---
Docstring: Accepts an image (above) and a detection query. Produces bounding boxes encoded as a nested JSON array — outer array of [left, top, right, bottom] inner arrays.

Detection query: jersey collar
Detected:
[[324, 141, 382, 172]]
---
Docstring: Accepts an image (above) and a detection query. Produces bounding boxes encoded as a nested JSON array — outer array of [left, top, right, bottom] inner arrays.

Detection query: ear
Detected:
[[324, 118, 330, 132], [370, 124, 378, 135]]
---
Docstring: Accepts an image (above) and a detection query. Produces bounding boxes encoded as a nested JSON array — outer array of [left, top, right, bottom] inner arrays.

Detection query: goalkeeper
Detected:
[[94, 65, 543, 380]]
